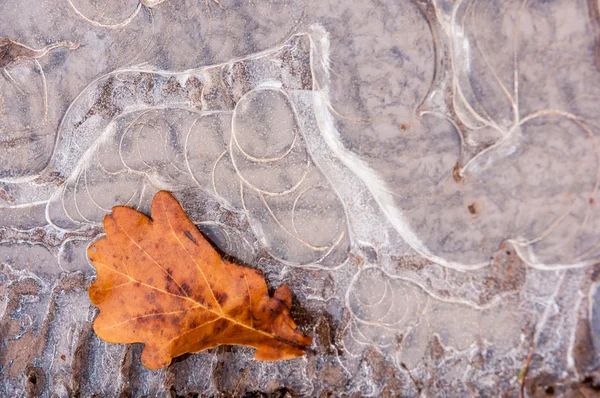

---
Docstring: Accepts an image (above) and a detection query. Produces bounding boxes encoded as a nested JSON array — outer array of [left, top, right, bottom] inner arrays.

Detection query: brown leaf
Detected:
[[88, 191, 312, 369]]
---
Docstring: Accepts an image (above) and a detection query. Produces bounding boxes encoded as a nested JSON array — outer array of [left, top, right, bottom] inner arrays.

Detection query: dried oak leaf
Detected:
[[88, 191, 312, 369]]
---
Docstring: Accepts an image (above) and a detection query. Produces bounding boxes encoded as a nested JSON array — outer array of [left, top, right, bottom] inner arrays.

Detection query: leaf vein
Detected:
[[113, 216, 191, 299], [98, 306, 202, 331], [160, 199, 225, 315], [160, 316, 223, 351]]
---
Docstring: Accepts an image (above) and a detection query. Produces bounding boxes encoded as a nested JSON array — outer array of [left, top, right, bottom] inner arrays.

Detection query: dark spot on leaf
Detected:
[[181, 282, 192, 295], [273, 297, 289, 310], [184, 230, 198, 246], [215, 291, 228, 304], [227, 305, 244, 318], [89, 286, 109, 304], [165, 278, 183, 295], [147, 292, 156, 303]]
